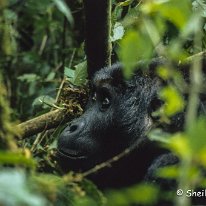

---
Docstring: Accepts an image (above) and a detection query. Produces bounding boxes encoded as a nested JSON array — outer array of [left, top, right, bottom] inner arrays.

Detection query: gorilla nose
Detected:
[[66, 120, 85, 136]]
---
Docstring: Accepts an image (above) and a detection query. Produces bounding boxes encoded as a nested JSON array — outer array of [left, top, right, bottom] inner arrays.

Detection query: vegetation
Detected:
[[1, 0, 206, 205]]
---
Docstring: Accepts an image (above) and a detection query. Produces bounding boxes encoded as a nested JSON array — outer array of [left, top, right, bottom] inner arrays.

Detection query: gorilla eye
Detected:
[[101, 97, 110, 109], [92, 93, 97, 101], [98, 87, 111, 111]]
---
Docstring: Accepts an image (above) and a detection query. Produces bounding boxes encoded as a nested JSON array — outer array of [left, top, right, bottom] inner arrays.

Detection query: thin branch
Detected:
[[82, 136, 146, 177]]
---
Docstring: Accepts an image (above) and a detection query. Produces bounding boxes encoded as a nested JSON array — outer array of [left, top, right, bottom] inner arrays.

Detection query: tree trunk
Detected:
[[83, 0, 112, 79]]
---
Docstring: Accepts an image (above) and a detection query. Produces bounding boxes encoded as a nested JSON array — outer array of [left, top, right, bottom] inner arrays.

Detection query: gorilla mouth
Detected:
[[57, 148, 87, 160]]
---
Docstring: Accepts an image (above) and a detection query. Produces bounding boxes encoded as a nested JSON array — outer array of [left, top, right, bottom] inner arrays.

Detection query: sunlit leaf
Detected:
[[111, 22, 125, 42], [159, 86, 185, 116], [157, 165, 179, 179], [166, 133, 191, 159], [157, 66, 170, 80], [0, 151, 36, 169], [119, 30, 153, 78], [142, 0, 191, 29], [117, 0, 133, 7], [157, 165, 200, 183]]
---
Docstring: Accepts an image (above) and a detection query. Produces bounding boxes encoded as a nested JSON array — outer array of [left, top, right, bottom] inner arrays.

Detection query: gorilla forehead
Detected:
[[93, 63, 123, 88]]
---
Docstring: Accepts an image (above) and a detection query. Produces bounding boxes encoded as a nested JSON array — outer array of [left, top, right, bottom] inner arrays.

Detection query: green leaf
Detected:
[[17, 74, 41, 83], [45, 72, 55, 81], [32, 95, 55, 109], [187, 117, 206, 153], [156, 66, 170, 80], [117, 0, 133, 7], [0, 151, 36, 169], [159, 86, 185, 116], [142, 0, 191, 29], [76, 179, 106, 206], [148, 129, 171, 143], [53, 0, 73, 25], [156, 165, 179, 179], [106, 183, 159, 206], [126, 184, 159, 205], [166, 133, 191, 159], [66, 61, 88, 86], [119, 30, 153, 79], [64, 67, 75, 78]]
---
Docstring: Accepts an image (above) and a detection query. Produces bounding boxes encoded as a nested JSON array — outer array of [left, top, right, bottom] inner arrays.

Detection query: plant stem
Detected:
[[176, 17, 203, 206]]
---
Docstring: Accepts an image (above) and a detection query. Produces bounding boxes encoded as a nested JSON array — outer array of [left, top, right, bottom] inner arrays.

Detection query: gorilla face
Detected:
[[57, 63, 159, 172]]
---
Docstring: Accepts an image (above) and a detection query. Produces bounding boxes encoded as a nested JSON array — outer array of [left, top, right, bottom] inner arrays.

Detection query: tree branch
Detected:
[[18, 109, 71, 139]]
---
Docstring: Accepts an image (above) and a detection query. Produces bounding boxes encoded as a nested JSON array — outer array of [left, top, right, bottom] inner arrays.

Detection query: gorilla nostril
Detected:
[[66, 120, 85, 135], [69, 124, 78, 133]]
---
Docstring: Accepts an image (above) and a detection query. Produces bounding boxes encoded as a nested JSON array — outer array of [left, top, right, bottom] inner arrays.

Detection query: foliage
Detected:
[[1, 0, 206, 206], [64, 61, 88, 86], [106, 184, 159, 206], [117, 0, 206, 205]]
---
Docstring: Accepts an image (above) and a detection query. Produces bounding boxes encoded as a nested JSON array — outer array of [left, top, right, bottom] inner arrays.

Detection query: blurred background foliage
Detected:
[[1, 0, 206, 205]]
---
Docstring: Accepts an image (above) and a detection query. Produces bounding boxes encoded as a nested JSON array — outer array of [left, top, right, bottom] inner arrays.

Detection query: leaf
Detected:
[[187, 117, 206, 153], [126, 183, 159, 205], [64, 67, 75, 78], [0, 151, 36, 169], [45, 72, 55, 81], [111, 22, 125, 42], [156, 165, 179, 179], [156, 66, 170, 80], [192, 0, 206, 17], [159, 86, 185, 116], [66, 61, 88, 86], [148, 129, 171, 143], [79, 179, 106, 206], [32, 174, 63, 191], [0, 170, 47, 206], [17, 74, 41, 83], [166, 133, 191, 159], [119, 30, 153, 79], [142, 0, 191, 29], [32, 95, 55, 109], [181, 13, 202, 39], [53, 0, 73, 25], [117, 0, 133, 7], [106, 183, 159, 206]]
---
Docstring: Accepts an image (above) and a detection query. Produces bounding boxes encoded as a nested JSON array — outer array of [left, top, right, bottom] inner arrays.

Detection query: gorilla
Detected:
[[57, 58, 183, 190]]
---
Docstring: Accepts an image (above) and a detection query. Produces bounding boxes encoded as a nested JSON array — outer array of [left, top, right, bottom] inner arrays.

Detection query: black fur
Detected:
[[57, 59, 176, 188]]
